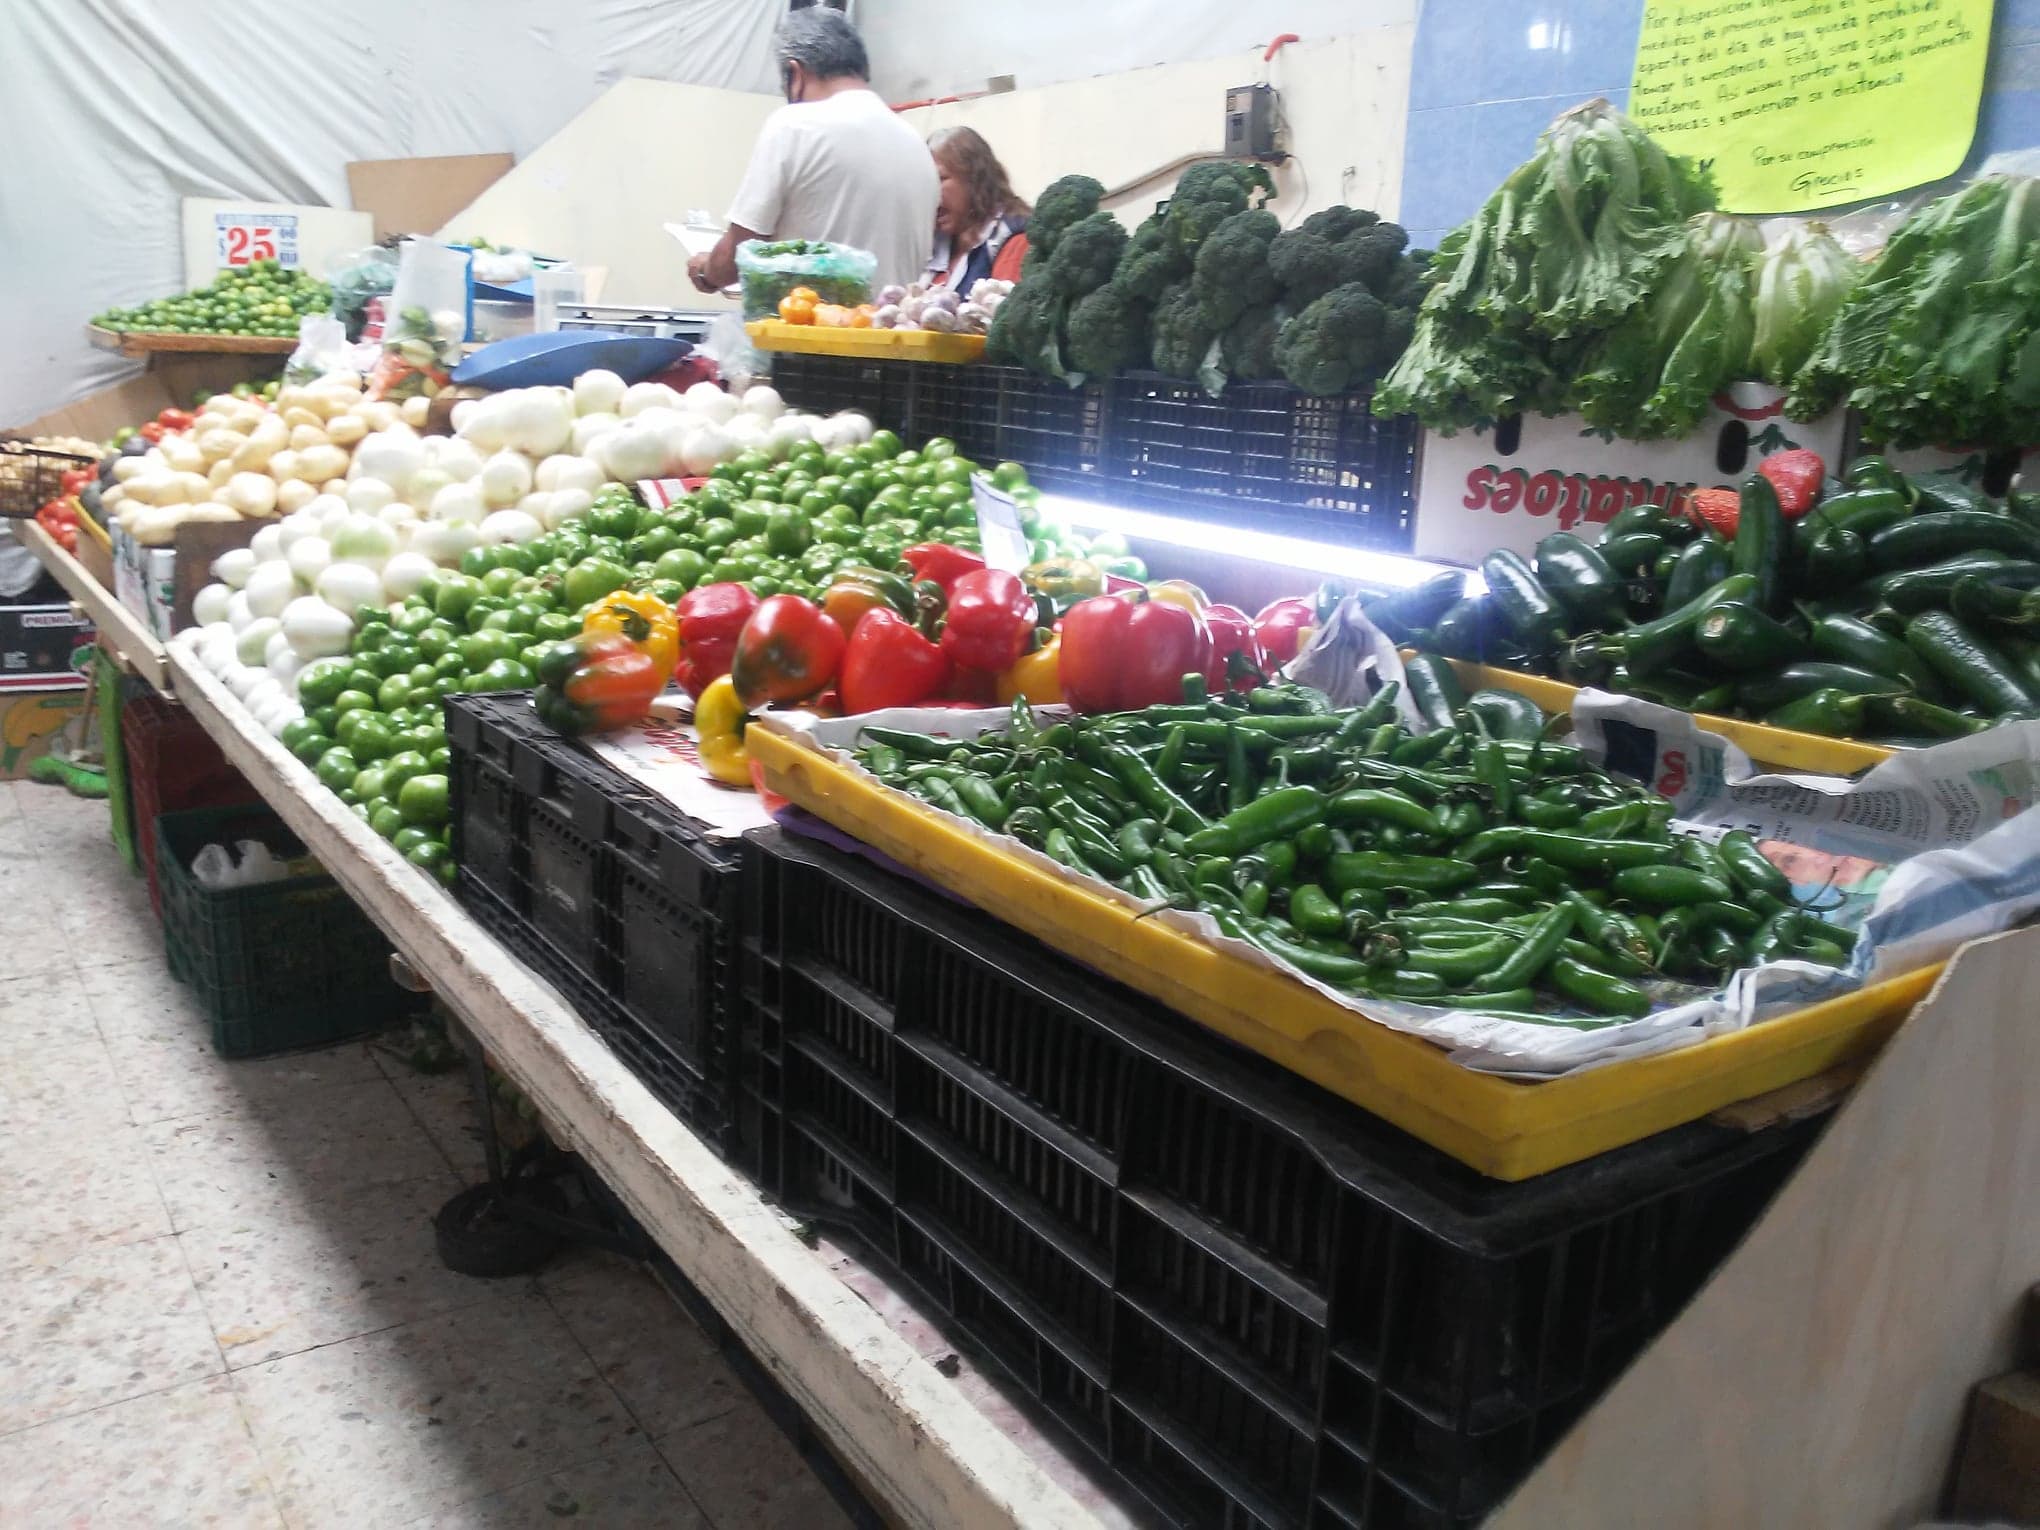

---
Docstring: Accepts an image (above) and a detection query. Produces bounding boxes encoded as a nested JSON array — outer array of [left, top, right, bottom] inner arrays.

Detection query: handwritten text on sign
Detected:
[[1630, 0, 1993, 212], [213, 212, 301, 268]]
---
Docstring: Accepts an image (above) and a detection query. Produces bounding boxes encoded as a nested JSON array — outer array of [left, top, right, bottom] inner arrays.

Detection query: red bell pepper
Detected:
[[1203, 603, 1265, 692], [673, 582, 759, 698], [137, 421, 166, 443], [157, 407, 196, 433], [1252, 597, 1315, 666], [1059, 592, 1210, 713], [901, 542, 985, 595], [730, 594, 845, 708], [940, 568, 1034, 673], [840, 608, 951, 713]]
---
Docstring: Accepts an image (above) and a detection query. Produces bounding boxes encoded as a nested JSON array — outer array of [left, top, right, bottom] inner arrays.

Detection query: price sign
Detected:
[[213, 211, 301, 268], [970, 474, 1032, 573]]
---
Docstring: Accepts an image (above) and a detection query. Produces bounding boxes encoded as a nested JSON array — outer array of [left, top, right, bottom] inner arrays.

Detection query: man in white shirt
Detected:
[[688, 11, 938, 295]]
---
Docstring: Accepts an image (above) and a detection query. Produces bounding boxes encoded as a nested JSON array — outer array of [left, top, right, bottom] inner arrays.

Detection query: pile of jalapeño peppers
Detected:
[[850, 669, 1856, 1024]]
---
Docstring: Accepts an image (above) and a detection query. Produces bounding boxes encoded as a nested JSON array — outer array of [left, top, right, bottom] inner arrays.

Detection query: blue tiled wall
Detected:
[[1400, 0, 2040, 250]]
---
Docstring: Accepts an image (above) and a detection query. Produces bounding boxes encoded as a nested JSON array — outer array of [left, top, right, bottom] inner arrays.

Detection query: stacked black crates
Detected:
[[767, 354, 1419, 549], [739, 827, 1821, 1529], [445, 693, 744, 1154]]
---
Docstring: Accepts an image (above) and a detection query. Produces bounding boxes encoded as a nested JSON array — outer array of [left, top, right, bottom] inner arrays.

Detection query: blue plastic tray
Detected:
[[451, 331, 692, 390]]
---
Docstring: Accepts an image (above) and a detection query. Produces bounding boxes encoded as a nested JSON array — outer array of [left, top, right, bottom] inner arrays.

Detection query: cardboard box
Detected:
[[0, 604, 92, 691], [111, 526, 177, 641], [0, 687, 88, 777], [348, 153, 514, 241], [1412, 384, 1850, 566]]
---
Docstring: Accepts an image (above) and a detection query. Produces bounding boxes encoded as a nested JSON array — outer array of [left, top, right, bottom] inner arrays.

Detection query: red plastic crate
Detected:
[[122, 694, 259, 915]]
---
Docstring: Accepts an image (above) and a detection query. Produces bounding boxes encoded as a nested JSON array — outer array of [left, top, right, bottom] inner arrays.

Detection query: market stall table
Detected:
[[165, 641, 1121, 1530]]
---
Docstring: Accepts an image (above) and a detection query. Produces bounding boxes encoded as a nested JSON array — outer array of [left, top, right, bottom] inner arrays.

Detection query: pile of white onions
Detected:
[[177, 366, 874, 739]]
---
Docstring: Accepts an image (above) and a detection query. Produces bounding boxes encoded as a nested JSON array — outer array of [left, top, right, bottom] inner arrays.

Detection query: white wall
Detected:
[[0, 0, 783, 427], [862, 0, 1418, 102], [899, 30, 1416, 228], [437, 79, 780, 308]]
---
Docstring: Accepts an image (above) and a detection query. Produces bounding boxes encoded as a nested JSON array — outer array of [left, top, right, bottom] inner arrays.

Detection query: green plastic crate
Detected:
[[99, 653, 139, 873], [154, 802, 424, 1058]]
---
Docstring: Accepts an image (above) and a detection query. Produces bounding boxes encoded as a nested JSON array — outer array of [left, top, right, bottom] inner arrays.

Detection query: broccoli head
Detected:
[[1028, 175, 1105, 258], [1274, 282, 1392, 396], [1163, 161, 1276, 253], [1380, 253, 1429, 312], [1063, 284, 1151, 379], [1268, 208, 1411, 305], [985, 280, 1069, 380], [1043, 211, 1129, 299], [1114, 213, 1190, 303], [1220, 304, 1283, 382], [1192, 209, 1282, 328], [1150, 280, 1218, 380]]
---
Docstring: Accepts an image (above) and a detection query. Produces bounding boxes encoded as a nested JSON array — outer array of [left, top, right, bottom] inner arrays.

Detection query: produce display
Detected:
[[985, 169, 1425, 395], [92, 259, 331, 338], [1413, 454, 2040, 742], [1788, 174, 2040, 448], [772, 279, 1012, 334], [851, 675, 1853, 1023], [177, 386, 1111, 877]]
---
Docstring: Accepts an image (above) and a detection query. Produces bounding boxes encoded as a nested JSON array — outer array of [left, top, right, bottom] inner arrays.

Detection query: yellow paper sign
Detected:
[[1630, 0, 1994, 212]]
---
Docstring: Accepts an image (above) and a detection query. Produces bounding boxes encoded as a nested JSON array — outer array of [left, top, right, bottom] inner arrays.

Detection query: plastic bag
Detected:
[[325, 245, 398, 341], [191, 839, 302, 889], [283, 315, 352, 384], [703, 310, 764, 390], [367, 240, 468, 401], [734, 239, 877, 319]]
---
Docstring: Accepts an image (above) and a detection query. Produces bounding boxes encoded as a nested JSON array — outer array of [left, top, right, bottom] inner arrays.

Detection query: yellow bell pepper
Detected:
[[694, 674, 753, 787], [1146, 579, 1209, 615], [582, 590, 678, 683], [996, 635, 1063, 705]]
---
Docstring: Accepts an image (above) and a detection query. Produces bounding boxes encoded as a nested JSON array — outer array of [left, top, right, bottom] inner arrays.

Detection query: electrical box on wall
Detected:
[[1224, 84, 1280, 161]]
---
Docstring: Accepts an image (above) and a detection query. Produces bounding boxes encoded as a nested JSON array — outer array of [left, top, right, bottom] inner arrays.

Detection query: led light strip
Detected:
[[1036, 491, 1479, 593]]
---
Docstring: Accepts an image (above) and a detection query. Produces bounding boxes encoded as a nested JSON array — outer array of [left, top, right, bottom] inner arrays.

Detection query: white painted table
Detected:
[[166, 643, 1119, 1529]]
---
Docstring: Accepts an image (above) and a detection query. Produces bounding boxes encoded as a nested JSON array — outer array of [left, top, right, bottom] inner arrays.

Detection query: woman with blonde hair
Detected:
[[925, 126, 1032, 297]]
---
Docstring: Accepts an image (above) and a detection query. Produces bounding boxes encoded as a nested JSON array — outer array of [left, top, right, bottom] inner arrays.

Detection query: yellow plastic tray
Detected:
[[748, 725, 1938, 1180], [745, 319, 986, 364], [1438, 658, 1897, 776]]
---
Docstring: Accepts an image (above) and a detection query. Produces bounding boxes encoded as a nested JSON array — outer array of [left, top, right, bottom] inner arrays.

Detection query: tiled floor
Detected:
[[0, 780, 853, 1529]]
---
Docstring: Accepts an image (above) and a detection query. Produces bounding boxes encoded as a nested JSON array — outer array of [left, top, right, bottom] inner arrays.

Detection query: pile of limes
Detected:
[[94, 259, 331, 337]]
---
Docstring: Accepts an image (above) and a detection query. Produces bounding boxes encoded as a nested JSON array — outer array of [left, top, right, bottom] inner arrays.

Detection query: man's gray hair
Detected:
[[775, 8, 869, 82]]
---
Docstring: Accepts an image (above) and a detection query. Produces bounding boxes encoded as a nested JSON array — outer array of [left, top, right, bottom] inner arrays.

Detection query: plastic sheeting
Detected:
[[0, 0, 783, 429]]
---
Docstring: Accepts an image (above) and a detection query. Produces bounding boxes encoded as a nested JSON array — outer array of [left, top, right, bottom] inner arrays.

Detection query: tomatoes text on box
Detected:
[[1461, 464, 1699, 532]]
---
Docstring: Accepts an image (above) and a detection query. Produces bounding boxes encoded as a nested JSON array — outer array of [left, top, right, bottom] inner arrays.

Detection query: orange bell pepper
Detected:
[[849, 305, 875, 328], [777, 286, 819, 325], [996, 636, 1063, 705], [582, 590, 679, 683], [813, 303, 856, 327]]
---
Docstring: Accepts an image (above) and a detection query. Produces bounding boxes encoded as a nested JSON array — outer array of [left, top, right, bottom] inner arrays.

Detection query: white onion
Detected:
[[380, 551, 438, 600], [213, 547, 257, 589], [315, 561, 384, 612], [573, 369, 626, 416], [284, 535, 332, 585], [243, 563, 299, 620], [192, 583, 232, 625], [478, 509, 543, 544]]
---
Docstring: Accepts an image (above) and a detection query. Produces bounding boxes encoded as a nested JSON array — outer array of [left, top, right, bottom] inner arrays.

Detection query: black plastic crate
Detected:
[[1104, 374, 1419, 546], [766, 352, 911, 430], [445, 693, 743, 1155], [0, 441, 96, 518], [739, 826, 1824, 1530], [154, 802, 422, 1057]]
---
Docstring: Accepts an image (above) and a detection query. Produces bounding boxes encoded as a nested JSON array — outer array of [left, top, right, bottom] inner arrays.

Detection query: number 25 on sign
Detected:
[[219, 225, 276, 265]]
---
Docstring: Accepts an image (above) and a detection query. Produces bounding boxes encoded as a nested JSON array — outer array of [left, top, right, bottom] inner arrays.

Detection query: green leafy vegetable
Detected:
[[1789, 176, 2040, 448], [1374, 99, 1717, 434], [1750, 222, 1856, 386]]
